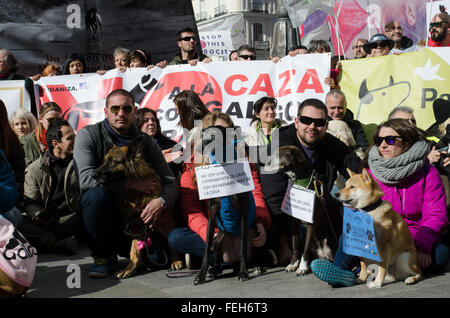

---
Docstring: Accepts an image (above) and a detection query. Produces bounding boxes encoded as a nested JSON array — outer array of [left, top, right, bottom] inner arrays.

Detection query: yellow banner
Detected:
[[340, 47, 450, 131]]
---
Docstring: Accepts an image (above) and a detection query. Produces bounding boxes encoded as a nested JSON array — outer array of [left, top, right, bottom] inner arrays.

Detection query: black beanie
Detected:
[[433, 98, 450, 124]]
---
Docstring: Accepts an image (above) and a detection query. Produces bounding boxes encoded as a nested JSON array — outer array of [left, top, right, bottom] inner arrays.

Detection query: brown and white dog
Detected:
[[95, 136, 183, 279], [264, 145, 341, 276], [336, 168, 422, 288]]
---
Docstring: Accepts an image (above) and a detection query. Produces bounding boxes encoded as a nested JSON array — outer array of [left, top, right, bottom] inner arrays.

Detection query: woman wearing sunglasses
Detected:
[[311, 119, 449, 287], [362, 34, 394, 57]]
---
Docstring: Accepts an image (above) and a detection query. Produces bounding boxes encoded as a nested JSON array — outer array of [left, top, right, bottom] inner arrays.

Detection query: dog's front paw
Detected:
[[285, 260, 300, 272], [296, 267, 310, 276], [238, 270, 249, 282], [367, 280, 383, 288], [115, 269, 135, 279], [356, 273, 368, 284], [170, 261, 184, 271]]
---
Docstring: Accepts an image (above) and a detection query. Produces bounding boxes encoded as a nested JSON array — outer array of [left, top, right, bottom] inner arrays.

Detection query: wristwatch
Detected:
[[158, 197, 167, 209]]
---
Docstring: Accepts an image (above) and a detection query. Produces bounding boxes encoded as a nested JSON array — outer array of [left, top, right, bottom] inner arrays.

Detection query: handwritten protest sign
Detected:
[[281, 180, 316, 224], [342, 206, 381, 262], [195, 160, 254, 200]]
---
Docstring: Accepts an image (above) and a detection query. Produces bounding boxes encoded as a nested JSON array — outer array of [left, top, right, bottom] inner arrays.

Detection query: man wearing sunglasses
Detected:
[[74, 89, 179, 278], [428, 13, 450, 47], [169, 27, 211, 65], [237, 44, 257, 61], [362, 34, 394, 57], [260, 99, 361, 265]]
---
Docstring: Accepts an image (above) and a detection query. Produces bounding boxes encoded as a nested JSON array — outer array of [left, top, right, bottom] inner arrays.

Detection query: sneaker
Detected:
[[310, 259, 356, 287], [89, 256, 115, 278]]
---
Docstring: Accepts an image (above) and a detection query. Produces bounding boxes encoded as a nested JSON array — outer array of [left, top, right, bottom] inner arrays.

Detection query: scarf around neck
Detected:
[[367, 140, 428, 185], [103, 119, 138, 146]]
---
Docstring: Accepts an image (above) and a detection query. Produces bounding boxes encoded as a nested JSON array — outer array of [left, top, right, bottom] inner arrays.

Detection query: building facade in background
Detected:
[[191, 0, 279, 59]]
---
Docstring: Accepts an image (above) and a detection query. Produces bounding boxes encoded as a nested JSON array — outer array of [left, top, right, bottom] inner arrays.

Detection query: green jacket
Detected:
[[20, 130, 43, 167], [23, 151, 80, 219], [168, 51, 209, 65]]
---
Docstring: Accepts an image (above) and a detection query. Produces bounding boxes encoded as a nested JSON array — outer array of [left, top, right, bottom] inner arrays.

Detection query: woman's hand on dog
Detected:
[[251, 223, 267, 247], [141, 198, 163, 226], [125, 177, 156, 195]]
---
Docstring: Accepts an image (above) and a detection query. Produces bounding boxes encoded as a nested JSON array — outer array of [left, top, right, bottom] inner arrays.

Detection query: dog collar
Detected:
[[363, 199, 383, 212]]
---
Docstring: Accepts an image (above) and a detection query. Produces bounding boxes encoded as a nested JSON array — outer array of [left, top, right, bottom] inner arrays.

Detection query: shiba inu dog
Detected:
[[336, 168, 422, 288]]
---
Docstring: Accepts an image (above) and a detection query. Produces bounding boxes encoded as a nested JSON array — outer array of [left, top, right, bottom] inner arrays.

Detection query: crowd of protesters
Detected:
[[0, 12, 449, 293]]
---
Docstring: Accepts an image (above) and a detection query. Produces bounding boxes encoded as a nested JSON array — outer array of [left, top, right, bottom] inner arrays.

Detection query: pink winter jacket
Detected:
[[368, 163, 448, 254]]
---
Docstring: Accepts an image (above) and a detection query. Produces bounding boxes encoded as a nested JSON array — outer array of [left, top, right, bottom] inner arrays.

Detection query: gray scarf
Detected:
[[368, 140, 428, 185]]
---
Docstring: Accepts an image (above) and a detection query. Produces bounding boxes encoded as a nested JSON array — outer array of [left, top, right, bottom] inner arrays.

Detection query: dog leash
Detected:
[[165, 270, 199, 278]]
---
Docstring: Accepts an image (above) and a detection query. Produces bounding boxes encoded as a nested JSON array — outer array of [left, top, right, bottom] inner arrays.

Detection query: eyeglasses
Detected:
[[386, 26, 402, 31], [181, 36, 196, 42], [352, 45, 364, 50], [373, 135, 402, 146], [430, 22, 445, 29], [239, 55, 256, 60], [298, 116, 327, 127], [368, 41, 389, 50], [109, 105, 133, 114]]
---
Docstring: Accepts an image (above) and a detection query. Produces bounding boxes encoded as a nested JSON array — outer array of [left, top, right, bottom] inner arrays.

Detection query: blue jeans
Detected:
[[0, 206, 22, 228], [80, 186, 131, 259], [334, 235, 449, 271], [168, 227, 215, 264]]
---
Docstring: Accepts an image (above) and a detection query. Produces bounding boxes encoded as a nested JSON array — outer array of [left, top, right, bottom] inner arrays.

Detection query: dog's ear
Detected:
[[346, 168, 356, 177], [129, 135, 145, 156], [361, 168, 372, 184]]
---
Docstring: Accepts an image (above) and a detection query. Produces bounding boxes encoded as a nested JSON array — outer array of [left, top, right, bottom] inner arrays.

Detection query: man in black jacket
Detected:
[[260, 98, 361, 265]]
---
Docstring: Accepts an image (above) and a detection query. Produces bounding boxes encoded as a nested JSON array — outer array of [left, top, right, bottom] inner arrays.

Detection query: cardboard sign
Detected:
[[195, 160, 254, 200], [342, 206, 381, 262], [281, 180, 316, 224]]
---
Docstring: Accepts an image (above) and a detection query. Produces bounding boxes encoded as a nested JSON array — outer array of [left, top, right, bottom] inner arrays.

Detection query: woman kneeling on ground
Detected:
[[311, 119, 449, 287], [168, 111, 275, 270]]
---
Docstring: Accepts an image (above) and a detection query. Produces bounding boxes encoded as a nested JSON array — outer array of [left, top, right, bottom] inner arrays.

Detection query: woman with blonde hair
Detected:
[[20, 102, 62, 167], [11, 108, 38, 138]]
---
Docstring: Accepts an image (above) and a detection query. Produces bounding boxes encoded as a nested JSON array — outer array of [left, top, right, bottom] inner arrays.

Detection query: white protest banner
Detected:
[[195, 160, 255, 200], [0, 80, 31, 119], [36, 53, 330, 137], [200, 31, 234, 58], [281, 180, 316, 224]]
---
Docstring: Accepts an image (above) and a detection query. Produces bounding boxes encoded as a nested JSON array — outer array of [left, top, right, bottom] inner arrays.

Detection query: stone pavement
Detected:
[[28, 245, 450, 299]]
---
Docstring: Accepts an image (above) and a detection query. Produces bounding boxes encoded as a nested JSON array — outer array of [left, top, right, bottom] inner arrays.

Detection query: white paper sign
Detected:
[[195, 160, 255, 200], [200, 31, 234, 58], [281, 180, 316, 223]]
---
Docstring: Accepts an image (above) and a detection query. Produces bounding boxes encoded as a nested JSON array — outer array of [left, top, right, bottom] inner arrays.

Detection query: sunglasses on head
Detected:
[[373, 135, 401, 146], [298, 116, 327, 127], [368, 41, 389, 50], [110, 105, 133, 114], [239, 54, 256, 60], [181, 36, 196, 42], [430, 22, 445, 29]]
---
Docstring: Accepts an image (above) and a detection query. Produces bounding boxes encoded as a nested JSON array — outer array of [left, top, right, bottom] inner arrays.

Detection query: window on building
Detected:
[[253, 23, 263, 43], [252, 0, 266, 12]]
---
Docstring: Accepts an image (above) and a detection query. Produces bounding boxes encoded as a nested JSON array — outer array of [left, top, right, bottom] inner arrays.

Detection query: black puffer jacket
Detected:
[[260, 123, 362, 216]]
